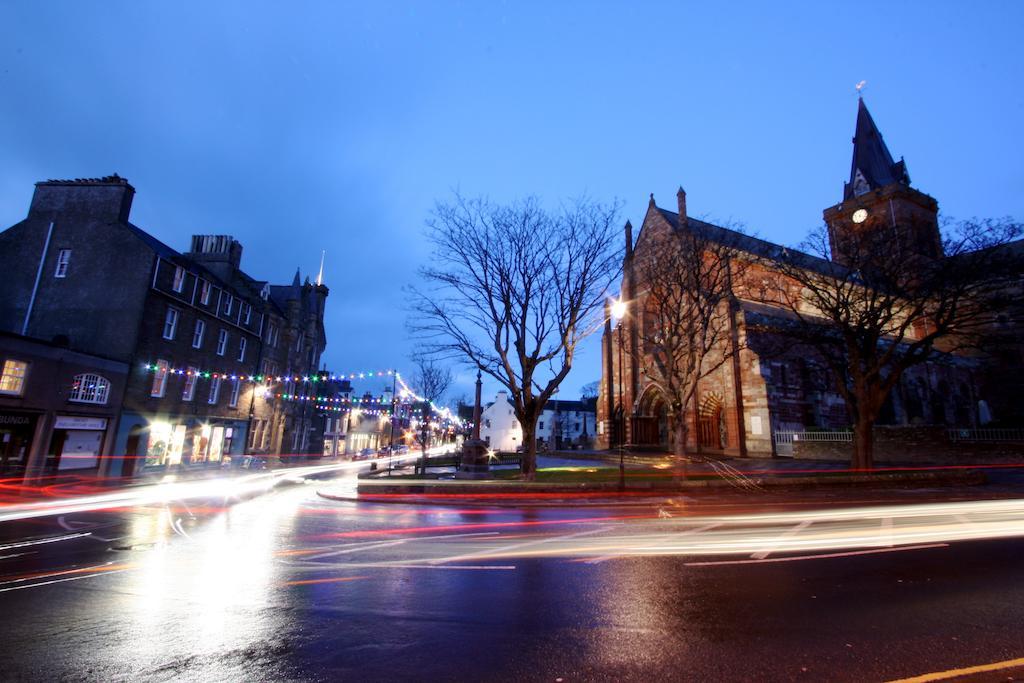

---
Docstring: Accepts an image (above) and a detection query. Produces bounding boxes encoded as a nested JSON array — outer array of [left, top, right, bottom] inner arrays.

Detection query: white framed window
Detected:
[[267, 322, 279, 348], [192, 320, 206, 349], [54, 249, 71, 278], [151, 359, 169, 397], [163, 307, 179, 340], [182, 366, 199, 401], [295, 335, 303, 353], [243, 303, 252, 325], [228, 379, 240, 408], [68, 373, 110, 404], [0, 359, 29, 395], [199, 279, 211, 305], [216, 329, 228, 356], [172, 266, 185, 293], [237, 337, 247, 362], [222, 294, 233, 316], [208, 377, 221, 405]]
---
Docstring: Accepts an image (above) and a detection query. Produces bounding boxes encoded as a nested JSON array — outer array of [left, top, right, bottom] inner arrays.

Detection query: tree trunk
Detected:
[[673, 414, 689, 458], [520, 418, 537, 481], [852, 415, 875, 470]]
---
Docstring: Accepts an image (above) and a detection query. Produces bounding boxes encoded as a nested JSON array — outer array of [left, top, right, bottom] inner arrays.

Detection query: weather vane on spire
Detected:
[[855, 80, 867, 97]]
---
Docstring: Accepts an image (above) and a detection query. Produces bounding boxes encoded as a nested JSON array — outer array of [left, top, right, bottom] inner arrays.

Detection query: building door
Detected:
[[697, 410, 722, 449]]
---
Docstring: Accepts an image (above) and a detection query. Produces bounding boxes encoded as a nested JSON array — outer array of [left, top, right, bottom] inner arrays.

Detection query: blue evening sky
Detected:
[[1, 2, 1022, 403]]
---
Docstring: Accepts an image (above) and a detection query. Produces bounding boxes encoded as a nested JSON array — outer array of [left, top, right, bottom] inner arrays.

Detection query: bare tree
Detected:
[[579, 381, 600, 401], [412, 357, 452, 472], [408, 194, 622, 478], [631, 222, 752, 456], [763, 218, 1021, 469]]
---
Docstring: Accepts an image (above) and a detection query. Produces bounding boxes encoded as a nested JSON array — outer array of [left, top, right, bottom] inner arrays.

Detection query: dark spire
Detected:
[[845, 98, 910, 200], [292, 268, 301, 287]]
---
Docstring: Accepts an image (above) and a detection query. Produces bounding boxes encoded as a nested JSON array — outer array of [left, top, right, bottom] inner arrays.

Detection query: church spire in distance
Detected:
[[845, 96, 911, 200]]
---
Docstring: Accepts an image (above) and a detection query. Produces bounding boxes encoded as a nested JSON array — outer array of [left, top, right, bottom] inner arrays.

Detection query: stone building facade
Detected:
[[598, 100, 1011, 456], [0, 175, 329, 478]]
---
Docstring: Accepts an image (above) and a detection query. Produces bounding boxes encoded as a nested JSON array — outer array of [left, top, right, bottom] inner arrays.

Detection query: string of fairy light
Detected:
[[142, 362, 468, 425]]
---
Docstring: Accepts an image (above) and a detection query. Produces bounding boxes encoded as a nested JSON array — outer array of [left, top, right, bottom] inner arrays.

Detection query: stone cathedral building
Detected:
[[597, 99, 1022, 457]]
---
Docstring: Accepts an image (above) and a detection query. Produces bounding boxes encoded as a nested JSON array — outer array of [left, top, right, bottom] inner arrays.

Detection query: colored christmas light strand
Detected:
[[142, 363, 396, 384]]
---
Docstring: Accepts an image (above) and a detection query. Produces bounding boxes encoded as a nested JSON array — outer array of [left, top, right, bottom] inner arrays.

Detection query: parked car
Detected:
[[357, 448, 375, 460]]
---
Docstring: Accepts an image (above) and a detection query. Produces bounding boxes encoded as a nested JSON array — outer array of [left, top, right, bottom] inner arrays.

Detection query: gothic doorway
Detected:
[[697, 392, 726, 450], [633, 387, 670, 448]]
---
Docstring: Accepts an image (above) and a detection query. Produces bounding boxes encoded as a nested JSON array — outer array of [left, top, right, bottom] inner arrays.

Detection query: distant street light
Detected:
[[611, 297, 626, 491]]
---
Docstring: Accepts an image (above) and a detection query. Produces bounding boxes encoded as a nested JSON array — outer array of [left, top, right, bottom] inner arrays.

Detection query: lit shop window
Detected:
[[145, 422, 185, 467], [0, 359, 29, 395], [69, 373, 110, 404]]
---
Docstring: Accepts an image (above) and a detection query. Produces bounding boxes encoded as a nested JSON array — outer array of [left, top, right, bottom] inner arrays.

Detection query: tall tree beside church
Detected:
[[408, 194, 622, 479], [765, 217, 1020, 469], [630, 224, 751, 457]]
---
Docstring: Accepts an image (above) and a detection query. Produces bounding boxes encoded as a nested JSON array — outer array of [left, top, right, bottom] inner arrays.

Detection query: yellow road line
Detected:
[[888, 656, 1024, 682]]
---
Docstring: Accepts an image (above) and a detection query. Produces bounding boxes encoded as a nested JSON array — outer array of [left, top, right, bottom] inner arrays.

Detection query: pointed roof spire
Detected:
[[845, 98, 910, 199], [292, 267, 301, 287], [316, 250, 325, 286]]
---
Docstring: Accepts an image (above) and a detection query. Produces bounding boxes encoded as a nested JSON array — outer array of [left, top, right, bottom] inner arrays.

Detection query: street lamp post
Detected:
[[611, 298, 627, 491]]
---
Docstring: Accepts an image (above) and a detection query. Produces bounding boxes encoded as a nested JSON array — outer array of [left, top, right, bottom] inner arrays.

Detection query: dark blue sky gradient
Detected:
[[2, 2, 1022, 402]]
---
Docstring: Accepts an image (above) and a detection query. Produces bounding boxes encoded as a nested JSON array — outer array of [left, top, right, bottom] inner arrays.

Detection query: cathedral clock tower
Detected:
[[823, 98, 942, 265]]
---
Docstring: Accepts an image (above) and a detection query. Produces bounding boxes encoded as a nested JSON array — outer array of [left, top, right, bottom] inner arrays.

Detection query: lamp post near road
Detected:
[[611, 297, 627, 491]]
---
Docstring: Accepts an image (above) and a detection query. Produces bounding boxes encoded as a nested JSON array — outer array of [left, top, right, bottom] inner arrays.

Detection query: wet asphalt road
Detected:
[[1, 467, 1024, 682]]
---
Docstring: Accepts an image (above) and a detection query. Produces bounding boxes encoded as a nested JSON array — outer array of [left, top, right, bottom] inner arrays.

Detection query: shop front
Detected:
[[115, 413, 248, 476], [0, 411, 38, 479], [45, 415, 110, 473]]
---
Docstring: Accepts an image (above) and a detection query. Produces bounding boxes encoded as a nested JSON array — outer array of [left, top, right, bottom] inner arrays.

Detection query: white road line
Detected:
[[428, 526, 612, 565], [751, 520, 811, 559], [686, 543, 949, 567], [0, 532, 92, 551], [881, 517, 894, 547], [0, 569, 133, 593], [584, 522, 723, 564]]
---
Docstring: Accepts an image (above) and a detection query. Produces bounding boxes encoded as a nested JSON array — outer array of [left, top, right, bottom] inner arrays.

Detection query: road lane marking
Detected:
[[0, 568, 133, 593], [887, 655, 1024, 682], [428, 526, 612, 565], [751, 520, 811, 559], [881, 517, 893, 547], [686, 542, 949, 566], [0, 532, 91, 551], [581, 522, 723, 564]]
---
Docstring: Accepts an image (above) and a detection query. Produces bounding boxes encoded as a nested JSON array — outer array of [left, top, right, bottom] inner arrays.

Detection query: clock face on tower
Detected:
[[852, 208, 868, 224]]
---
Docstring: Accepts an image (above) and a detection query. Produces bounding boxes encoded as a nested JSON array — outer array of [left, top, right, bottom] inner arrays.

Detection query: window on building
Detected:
[[208, 376, 221, 405], [68, 373, 110, 404], [296, 335, 303, 353], [199, 279, 211, 305], [223, 426, 235, 454], [222, 294, 233, 316], [54, 249, 71, 278], [192, 320, 205, 349], [216, 329, 228, 356], [237, 337, 247, 362], [172, 266, 185, 293], [0, 360, 29, 395], [182, 366, 199, 401], [228, 379, 240, 408], [539, 421, 544, 429], [260, 284, 270, 300], [163, 307, 179, 340], [243, 303, 252, 325], [267, 322, 279, 348], [151, 359, 169, 397]]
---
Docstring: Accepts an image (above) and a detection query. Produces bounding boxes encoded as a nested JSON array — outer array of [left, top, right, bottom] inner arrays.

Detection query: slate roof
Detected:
[[653, 207, 840, 277], [845, 98, 910, 199]]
